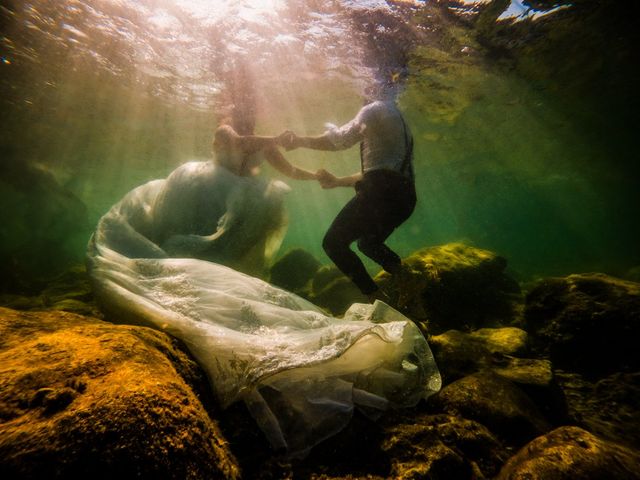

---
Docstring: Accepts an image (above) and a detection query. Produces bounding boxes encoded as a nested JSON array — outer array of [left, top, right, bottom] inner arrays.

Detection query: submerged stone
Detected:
[[524, 273, 640, 376], [309, 266, 368, 316], [429, 326, 566, 423], [377, 243, 523, 334], [269, 248, 321, 294], [556, 370, 640, 449], [496, 426, 640, 480], [431, 371, 552, 446], [0, 159, 90, 291], [0, 265, 100, 317], [430, 327, 529, 381], [0, 307, 239, 480], [381, 413, 506, 480]]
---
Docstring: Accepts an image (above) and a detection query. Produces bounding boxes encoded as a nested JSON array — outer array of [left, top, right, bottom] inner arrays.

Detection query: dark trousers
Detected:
[[322, 170, 416, 295]]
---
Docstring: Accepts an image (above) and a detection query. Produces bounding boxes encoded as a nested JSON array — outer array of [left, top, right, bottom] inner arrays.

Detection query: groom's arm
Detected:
[[280, 107, 368, 152], [288, 132, 342, 151], [317, 169, 362, 188]]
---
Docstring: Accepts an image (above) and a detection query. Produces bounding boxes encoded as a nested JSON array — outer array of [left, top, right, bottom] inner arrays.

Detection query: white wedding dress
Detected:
[[87, 161, 441, 457]]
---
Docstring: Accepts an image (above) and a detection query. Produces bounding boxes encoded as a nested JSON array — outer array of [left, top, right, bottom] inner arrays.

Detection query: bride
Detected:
[[87, 114, 441, 458]]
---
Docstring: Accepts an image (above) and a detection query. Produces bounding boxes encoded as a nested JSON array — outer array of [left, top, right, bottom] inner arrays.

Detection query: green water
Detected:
[[1, 0, 638, 289]]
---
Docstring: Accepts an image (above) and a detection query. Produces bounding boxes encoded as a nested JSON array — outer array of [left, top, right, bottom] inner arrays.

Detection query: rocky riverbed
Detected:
[[1, 243, 639, 479]]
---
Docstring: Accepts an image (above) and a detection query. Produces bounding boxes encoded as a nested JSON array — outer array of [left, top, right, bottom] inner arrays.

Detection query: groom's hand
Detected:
[[276, 130, 299, 151]]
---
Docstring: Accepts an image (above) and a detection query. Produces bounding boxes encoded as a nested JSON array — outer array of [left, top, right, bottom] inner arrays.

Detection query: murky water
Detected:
[[1, 0, 637, 287]]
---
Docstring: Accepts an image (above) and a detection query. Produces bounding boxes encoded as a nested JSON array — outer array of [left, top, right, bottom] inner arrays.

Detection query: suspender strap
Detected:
[[399, 115, 414, 178]]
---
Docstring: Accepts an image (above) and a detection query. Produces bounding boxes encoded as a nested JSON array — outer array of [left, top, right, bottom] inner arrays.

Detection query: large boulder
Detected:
[[0, 307, 239, 479], [269, 248, 321, 295], [556, 370, 640, 449], [309, 266, 368, 316], [430, 372, 552, 445], [429, 327, 567, 423], [0, 159, 90, 292], [429, 327, 529, 382], [381, 413, 506, 480], [524, 273, 640, 376], [258, 412, 507, 480], [496, 426, 640, 480], [377, 243, 522, 334], [0, 265, 100, 317]]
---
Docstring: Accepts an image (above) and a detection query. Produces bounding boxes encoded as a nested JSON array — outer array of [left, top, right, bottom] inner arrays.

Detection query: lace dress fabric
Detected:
[[87, 161, 441, 457]]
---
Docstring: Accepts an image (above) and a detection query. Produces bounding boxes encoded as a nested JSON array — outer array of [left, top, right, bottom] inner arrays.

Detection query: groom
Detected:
[[278, 82, 416, 302]]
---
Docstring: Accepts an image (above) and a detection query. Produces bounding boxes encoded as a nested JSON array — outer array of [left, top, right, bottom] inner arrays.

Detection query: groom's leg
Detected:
[[323, 196, 378, 295], [357, 233, 402, 274], [357, 182, 416, 274]]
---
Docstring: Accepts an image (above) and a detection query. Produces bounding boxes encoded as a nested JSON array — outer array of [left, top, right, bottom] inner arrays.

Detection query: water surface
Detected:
[[1, 0, 637, 284]]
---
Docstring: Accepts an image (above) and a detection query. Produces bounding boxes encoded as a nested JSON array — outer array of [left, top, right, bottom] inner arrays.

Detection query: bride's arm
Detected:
[[215, 124, 278, 155], [263, 146, 318, 181]]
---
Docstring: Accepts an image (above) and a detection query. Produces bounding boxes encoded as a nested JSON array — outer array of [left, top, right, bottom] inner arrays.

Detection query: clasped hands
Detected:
[[276, 130, 299, 151], [276, 130, 338, 189]]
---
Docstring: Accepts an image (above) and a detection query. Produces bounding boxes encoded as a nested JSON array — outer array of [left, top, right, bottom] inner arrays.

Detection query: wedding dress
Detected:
[[87, 161, 441, 457]]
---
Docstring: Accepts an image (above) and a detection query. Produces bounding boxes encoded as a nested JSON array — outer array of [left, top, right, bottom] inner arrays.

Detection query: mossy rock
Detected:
[[496, 426, 640, 480], [429, 327, 566, 423], [39, 265, 94, 305], [0, 307, 239, 479], [430, 371, 552, 446], [269, 248, 321, 294], [381, 413, 506, 480], [0, 265, 101, 317], [241, 411, 507, 480], [377, 243, 522, 334], [0, 293, 45, 311], [430, 327, 525, 381], [310, 276, 368, 316], [626, 265, 640, 283], [524, 273, 640, 376], [0, 160, 90, 287], [309, 266, 368, 316], [311, 265, 346, 294], [556, 370, 640, 449]]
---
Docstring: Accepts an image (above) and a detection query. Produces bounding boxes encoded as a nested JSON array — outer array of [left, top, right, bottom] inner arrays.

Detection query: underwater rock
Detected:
[[467, 327, 529, 355], [309, 266, 368, 316], [524, 273, 640, 376], [381, 413, 506, 480], [0, 265, 100, 317], [626, 265, 640, 283], [311, 265, 346, 293], [496, 426, 640, 480], [0, 159, 90, 292], [490, 357, 568, 426], [269, 248, 321, 294], [556, 370, 640, 449], [377, 243, 522, 334], [0, 293, 45, 311], [38, 265, 93, 305], [0, 307, 239, 480], [431, 371, 552, 446], [430, 327, 529, 381], [39, 264, 101, 317], [429, 327, 567, 423]]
